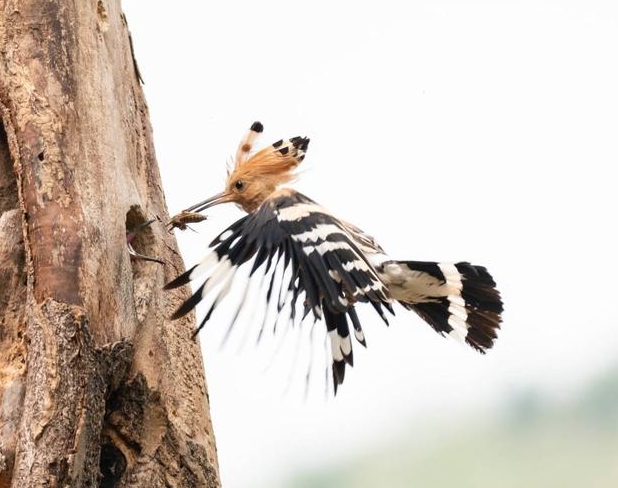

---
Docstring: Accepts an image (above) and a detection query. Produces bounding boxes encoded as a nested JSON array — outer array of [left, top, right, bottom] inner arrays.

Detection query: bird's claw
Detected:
[[127, 218, 165, 265], [128, 246, 166, 265]]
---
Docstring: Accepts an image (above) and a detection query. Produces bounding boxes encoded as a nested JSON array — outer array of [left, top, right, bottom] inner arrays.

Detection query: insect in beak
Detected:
[[166, 211, 208, 232], [167, 191, 232, 231]]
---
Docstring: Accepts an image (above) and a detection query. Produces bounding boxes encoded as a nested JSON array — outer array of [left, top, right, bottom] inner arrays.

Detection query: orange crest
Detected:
[[226, 122, 310, 213]]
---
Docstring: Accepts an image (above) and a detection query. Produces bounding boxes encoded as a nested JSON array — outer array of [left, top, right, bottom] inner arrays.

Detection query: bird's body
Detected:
[[166, 122, 503, 393]]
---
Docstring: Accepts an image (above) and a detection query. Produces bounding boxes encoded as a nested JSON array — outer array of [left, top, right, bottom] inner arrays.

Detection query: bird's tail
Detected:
[[378, 260, 503, 352]]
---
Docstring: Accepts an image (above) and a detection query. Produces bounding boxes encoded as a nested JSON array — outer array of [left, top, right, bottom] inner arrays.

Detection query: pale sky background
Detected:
[[123, 1, 618, 487]]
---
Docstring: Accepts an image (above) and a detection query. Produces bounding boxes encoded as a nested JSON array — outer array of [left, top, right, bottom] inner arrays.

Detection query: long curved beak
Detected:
[[184, 191, 233, 213]]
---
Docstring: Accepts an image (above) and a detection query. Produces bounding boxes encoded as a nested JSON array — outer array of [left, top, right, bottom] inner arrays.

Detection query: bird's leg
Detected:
[[127, 218, 165, 265]]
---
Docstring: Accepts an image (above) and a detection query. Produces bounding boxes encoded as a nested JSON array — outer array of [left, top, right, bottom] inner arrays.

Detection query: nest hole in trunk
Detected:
[[125, 206, 162, 324]]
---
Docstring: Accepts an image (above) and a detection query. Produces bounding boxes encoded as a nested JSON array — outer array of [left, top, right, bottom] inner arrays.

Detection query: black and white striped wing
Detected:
[[165, 190, 393, 392]]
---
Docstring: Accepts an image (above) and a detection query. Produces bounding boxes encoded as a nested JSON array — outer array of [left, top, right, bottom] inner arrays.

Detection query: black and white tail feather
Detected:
[[378, 260, 502, 352]]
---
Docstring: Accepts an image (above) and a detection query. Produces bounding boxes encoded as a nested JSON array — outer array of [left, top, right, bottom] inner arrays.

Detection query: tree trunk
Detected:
[[0, 1, 220, 487]]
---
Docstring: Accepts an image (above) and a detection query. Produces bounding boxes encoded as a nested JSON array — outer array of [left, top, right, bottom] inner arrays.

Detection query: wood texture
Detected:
[[0, 1, 220, 486]]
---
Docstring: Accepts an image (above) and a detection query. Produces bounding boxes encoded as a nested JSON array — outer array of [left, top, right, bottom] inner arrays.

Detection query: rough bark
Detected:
[[0, 1, 220, 487]]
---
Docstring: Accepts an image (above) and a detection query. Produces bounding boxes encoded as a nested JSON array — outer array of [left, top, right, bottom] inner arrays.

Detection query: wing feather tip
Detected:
[[164, 264, 198, 290], [170, 308, 187, 321]]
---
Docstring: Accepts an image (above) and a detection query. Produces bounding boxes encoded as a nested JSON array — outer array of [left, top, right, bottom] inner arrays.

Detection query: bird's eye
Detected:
[[235, 180, 245, 191]]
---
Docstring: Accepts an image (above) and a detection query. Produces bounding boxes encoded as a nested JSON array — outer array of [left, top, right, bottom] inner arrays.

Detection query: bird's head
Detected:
[[184, 122, 309, 214]]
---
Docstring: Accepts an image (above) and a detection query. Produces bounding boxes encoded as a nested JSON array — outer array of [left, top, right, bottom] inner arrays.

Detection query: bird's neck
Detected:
[[243, 187, 295, 214]]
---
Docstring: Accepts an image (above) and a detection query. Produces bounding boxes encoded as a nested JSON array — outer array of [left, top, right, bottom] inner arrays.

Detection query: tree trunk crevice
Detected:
[[0, 115, 27, 488]]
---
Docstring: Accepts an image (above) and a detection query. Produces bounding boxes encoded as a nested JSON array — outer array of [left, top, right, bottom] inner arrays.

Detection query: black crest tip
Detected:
[[291, 136, 310, 151], [250, 121, 264, 133]]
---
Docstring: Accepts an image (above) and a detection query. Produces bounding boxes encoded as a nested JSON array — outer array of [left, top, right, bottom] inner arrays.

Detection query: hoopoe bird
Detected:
[[165, 122, 503, 393]]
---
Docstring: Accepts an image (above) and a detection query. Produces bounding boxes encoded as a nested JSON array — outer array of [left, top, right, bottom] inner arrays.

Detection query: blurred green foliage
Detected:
[[282, 366, 618, 488]]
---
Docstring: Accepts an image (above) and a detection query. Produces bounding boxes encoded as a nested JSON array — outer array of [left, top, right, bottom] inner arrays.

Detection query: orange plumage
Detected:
[[171, 121, 309, 217]]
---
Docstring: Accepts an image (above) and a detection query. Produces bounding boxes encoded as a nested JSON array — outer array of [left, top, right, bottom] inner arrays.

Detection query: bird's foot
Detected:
[[127, 218, 165, 265]]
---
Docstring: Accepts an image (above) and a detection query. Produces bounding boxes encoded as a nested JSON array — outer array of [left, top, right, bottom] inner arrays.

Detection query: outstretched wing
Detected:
[[165, 189, 394, 392]]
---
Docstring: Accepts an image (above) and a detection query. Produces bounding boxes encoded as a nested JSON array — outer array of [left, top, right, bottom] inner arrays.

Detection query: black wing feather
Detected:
[[165, 190, 392, 393]]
